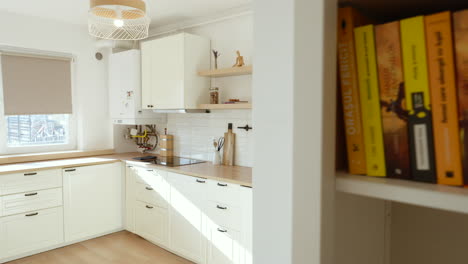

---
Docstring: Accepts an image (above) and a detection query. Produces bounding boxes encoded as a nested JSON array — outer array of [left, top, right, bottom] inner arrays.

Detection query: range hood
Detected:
[[152, 109, 210, 114]]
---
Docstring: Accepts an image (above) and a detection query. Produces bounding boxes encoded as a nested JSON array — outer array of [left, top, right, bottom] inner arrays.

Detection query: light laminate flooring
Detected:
[[7, 231, 193, 264]]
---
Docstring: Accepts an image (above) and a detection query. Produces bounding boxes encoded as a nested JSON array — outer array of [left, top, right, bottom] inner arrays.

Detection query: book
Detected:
[[400, 16, 437, 183], [425, 11, 463, 186], [454, 10, 468, 186], [337, 7, 367, 175], [354, 24, 386, 177], [374, 21, 411, 179]]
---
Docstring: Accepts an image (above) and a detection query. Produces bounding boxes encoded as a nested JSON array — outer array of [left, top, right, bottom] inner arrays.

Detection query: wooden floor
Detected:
[[7, 231, 193, 264]]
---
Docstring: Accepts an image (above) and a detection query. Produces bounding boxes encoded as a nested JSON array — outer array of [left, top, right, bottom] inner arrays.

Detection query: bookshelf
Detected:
[[198, 65, 253, 77], [333, 1, 468, 263], [336, 172, 468, 215]]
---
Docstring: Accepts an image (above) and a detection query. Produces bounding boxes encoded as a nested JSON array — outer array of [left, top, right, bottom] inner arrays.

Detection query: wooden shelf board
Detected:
[[198, 65, 252, 77], [336, 171, 468, 215], [199, 103, 252, 110]]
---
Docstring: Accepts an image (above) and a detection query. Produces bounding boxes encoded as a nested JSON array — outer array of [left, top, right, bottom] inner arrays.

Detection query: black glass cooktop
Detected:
[[133, 156, 205, 167]]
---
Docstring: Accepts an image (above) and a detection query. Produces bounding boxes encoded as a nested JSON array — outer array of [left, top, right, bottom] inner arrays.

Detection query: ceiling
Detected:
[[0, 0, 252, 27]]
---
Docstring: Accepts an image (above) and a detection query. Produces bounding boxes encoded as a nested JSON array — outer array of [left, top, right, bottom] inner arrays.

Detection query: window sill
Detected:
[[0, 149, 115, 165]]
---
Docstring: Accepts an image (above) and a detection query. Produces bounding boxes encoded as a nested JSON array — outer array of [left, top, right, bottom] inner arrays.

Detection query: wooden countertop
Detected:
[[0, 152, 252, 187]]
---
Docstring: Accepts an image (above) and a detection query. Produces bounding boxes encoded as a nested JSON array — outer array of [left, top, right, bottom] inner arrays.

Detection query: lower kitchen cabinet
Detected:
[[127, 165, 253, 264], [135, 201, 168, 246], [63, 163, 123, 242], [0, 207, 64, 259], [168, 172, 207, 263], [206, 225, 241, 264]]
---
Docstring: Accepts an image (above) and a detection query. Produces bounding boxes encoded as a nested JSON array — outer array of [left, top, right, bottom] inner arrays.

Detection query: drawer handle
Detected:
[[25, 192, 38, 197], [217, 183, 228, 187], [147, 169, 154, 172], [146, 205, 154, 209], [127, 166, 133, 168], [217, 228, 228, 233], [196, 179, 206, 183], [24, 172, 37, 176], [216, 205, 227, 210], [25, 212, 39, 217], [145, 186, 154, 191], [65, 169, 76, 172]]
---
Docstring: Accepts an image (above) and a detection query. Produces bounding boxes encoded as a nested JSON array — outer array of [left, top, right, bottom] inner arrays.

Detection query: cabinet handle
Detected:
[[25, 212, 39, 217], [217, 183, 228, 187], [216, 205, 227, 210], [217, 228, 228, 233], [146, 205, 154, 209], [25, 192, 38, 197], [65, 169, 76, 172], [145, 186, 154, 191], [127, 166, 133, 168], [196, 179, 206, 183], [147, 169, 154, 172], [24, 172, 37, 176]]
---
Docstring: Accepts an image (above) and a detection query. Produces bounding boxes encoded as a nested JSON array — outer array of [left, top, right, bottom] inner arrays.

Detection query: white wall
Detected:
[[0, 11, 112, 153], [253, 0, 336, 263]]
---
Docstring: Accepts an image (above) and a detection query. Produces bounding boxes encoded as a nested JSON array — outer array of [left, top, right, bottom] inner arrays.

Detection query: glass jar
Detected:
[[210, 87, 219, 104]]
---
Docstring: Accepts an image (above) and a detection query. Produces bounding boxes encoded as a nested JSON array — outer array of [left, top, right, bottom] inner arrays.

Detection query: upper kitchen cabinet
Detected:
[[141, 33, 211, 110], [109, 50, 162, 125]]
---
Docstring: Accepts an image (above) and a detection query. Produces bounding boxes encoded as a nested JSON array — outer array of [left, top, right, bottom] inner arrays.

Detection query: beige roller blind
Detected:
[[1, 54, 72, 115]]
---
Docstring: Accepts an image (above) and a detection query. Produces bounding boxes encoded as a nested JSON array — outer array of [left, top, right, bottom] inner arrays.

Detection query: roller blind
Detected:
[[1, 54, 72, 115]]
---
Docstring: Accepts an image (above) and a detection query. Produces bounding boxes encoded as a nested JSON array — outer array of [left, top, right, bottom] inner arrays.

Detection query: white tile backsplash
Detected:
[[167, 110, 253, 167]]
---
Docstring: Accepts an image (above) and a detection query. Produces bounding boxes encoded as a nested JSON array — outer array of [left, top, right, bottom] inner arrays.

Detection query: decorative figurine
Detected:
[[232, 50, 245, 67], [212, 50, 220, 69]]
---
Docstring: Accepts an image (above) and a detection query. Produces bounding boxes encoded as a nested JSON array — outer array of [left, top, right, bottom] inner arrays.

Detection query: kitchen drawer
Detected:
[[134, 201, 168, 247], [207, 180, 241, 206], [0, 207, 64, 259], [135, 167, 167, 185], [135, 182, 168, 209], [2, 188, 63, 217], [0, 169, 62, 196], [205, 201, 242, 231]]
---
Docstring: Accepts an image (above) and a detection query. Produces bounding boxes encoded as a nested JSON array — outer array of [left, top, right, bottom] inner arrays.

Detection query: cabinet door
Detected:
[[135, 201, 168, 246], [168, 173, 207, 263], [0, 207, 64, 260], [63, 163, 123, 242], [125, 165, 137, 232], [141, 41, 153, 110], [207, 226, 241, 264], [148, 34, 185, 109], [240, 187, 252, 264]]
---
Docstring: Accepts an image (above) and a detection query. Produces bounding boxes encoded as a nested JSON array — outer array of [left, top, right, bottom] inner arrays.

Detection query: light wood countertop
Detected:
[[0, 152, 252, 187]]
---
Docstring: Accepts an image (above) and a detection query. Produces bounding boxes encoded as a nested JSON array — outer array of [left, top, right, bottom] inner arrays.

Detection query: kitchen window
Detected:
[[0, 48, 76, 154]]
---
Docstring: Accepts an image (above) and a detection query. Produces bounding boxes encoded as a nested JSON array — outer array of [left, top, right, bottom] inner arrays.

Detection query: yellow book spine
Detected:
[[354, 25, 386, 177], [400, 16, 437, 183]]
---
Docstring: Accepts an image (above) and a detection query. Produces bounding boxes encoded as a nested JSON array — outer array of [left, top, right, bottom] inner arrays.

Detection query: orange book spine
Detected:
[[454, 10, 468, 186], [426, 11, 463, 186], [375, 21, 411, 179], [337, 7, 367, 174]]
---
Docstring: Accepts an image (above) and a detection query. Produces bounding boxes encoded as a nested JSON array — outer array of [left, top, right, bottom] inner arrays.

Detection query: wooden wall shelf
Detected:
[[198, 65, 253, 77], [336, 171, 468, 215], [199, 103, 252, 110]]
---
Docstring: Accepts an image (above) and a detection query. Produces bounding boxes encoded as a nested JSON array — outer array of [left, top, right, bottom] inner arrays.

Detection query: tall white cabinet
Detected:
[[141, 33, 211, 110]]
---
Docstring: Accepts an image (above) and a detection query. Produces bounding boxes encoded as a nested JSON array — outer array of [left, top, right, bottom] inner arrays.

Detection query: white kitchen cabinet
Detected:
[[240, 187, 252, 264], [1, 187, 62, 217], [141, 33, 210, 110], [206, 225, 241, 264], [0, 207, 64, 260], [63, 163, 123, 242], [0, 169, 61, 196], [109, 49, 161, 125], [167, 172, 207, 263], [135, 201, 168, 246], [125, 165, 137, 232]]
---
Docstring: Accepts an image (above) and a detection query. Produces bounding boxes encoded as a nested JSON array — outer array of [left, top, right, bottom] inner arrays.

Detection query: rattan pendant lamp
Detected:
[[88, 0, 151, 40]]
